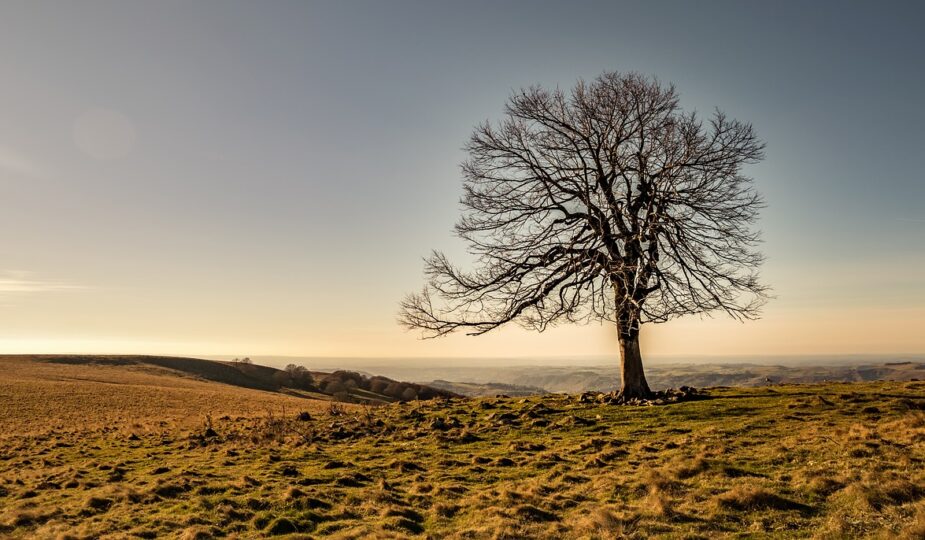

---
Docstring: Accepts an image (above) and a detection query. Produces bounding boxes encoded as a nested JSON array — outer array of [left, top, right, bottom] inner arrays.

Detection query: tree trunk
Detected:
[[618, 331, 652, 399]]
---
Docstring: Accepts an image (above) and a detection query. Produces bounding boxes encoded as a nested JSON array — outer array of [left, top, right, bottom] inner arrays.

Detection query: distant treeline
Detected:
[[231, 360, 456, 402]]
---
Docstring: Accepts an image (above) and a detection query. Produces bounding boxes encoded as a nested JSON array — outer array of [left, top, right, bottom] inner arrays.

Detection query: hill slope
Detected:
[[0, 355, 334, 437], [1, 373, 923, 538], [0, 355, 456, 408]]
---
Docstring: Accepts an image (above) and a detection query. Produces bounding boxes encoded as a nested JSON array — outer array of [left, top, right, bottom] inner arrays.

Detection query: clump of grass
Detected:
[[264, 516, 299, 535], [713, 485, 807, 512], [236, 475, 260, 489], [382, 516, 424, 534], [84, 496, 113, 512], [881, 412, 925, 444], [794, 469, 844, 496], [178, 526, 213, 540], [281, 486, 305, 504], [836, 477, 923, 511], [639, 468, 680, 495], [642, 487, 674, 517], [847, 423, 878, 441], [432, 502, 460, 518], [811, 513, 854, 539], [513, 504, 559, 522], [569, 506, 640, 537], [898, 501, 925, 540], [670, 455, 711, 479], [380, 506, 424, 523]]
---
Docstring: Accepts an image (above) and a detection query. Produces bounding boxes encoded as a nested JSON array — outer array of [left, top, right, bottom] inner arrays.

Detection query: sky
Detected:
[[0, 1, 923, 361]]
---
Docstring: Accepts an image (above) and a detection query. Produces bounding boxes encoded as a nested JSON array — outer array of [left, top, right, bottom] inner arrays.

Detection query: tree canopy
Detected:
[[400, 72, 768, 398]]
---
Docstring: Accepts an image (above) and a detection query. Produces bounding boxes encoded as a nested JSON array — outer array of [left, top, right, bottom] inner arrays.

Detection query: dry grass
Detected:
[[1, 357, 924, 538], [0, 357, 337, 437]]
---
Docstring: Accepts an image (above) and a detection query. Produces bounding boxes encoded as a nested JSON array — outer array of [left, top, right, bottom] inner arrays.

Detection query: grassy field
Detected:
[[0, 356, 335, 437], [1, 358, 924, 538]]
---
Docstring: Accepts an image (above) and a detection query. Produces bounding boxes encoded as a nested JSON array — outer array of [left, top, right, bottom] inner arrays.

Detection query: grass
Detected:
[[0, 354, 456, 407], [1, 357, 924, 538], [0, 356, 335, 436]]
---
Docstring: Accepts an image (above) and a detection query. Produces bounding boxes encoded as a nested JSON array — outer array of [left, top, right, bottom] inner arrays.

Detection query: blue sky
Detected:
[[0, 1, 922, 358]]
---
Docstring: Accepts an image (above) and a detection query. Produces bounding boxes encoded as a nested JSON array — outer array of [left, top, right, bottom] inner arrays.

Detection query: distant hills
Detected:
[[426, 379, 548, 397], [10, 354, 924, 399], [227, 354, 925, 396], [4, 355, 456, 404], [418, 361, 925, 395]]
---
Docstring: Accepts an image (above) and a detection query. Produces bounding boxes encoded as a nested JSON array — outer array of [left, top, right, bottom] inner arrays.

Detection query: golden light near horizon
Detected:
[[1, 301, 923, 360]]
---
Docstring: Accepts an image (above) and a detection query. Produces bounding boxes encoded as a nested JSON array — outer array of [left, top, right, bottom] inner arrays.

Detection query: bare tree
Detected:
[[400, 72, 768, 399]]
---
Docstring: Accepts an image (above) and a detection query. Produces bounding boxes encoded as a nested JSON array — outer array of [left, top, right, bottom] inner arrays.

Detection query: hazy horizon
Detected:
[[205, 353, 925, 371], [2, 1, 923, 359]]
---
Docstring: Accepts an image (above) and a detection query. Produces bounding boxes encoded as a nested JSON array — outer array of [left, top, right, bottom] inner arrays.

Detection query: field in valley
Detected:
[[1, 356, 924, 538]]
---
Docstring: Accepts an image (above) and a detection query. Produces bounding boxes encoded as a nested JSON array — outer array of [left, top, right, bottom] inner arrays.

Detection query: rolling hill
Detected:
[[1, 355, 455, 406]]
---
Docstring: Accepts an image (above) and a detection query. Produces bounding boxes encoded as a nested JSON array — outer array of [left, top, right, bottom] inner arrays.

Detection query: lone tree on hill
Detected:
[[399, 72, 769, 400]]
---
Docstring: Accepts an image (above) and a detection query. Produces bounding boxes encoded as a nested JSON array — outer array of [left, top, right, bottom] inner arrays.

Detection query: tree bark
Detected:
[[618, 331, 652, 399]]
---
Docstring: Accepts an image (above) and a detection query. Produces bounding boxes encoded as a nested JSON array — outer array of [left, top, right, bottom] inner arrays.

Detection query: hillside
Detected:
[[0, 355, 332, 437], [0, 355, 455, 411], [1, 369, 923, 538]]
